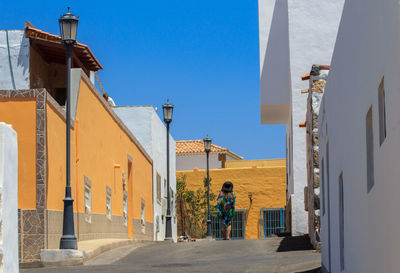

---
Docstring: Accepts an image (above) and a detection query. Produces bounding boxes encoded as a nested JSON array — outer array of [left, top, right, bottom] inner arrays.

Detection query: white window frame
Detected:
[[123, 190, 128, 226], [84, 176, 92, 223], [140, 198, 146, 233], [106, 186, 112, 220], [157, 173, 161, 204]]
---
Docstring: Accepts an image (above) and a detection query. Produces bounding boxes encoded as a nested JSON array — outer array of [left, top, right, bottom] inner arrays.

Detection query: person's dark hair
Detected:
[[221, 181, 233, 193]]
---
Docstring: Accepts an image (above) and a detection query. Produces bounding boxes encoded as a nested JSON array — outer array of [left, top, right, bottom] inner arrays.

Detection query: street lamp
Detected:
[[203, 136, 212, 239], [59, 7, 79, 250], [163, 100, 174, 240]]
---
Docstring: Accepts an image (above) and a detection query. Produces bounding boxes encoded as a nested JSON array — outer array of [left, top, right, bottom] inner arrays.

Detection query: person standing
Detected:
[[216, 181, 236, 240]]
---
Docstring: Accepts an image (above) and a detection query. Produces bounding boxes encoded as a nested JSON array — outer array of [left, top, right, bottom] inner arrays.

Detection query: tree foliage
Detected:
[[177, 174, 217, 238]]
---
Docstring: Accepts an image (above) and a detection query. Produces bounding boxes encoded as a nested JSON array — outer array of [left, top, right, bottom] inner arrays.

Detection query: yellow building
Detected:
[[0, 26, 153, 263], [177, 159, 286, 239]]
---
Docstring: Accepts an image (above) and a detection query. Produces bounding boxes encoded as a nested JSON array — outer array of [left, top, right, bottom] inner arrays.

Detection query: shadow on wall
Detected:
[[276, 235, 314, 252], [295, 268, 322, 273]]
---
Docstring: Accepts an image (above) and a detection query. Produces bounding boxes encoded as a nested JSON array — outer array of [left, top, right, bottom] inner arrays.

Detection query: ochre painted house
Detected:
[[0, 26, 153, 263], [177, 159, 286, 239]]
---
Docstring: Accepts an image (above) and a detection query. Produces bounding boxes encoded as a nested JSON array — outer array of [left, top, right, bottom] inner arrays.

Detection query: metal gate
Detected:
[[211, 209, 246, 240], [260, 208, 285, 238]]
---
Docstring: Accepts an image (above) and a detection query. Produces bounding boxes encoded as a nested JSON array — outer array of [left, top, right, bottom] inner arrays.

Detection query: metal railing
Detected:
[[211, 209, 246, 240], [260, 208, 285, 238]]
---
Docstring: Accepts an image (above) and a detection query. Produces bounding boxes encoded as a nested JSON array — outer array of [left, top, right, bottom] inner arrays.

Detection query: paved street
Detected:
[[22, 237, 321, 273]]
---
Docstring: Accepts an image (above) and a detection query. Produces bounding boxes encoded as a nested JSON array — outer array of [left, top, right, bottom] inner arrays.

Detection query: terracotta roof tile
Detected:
[[176, 140, 243, 159], [25, 25, 103, 71], [319, 65, 330, 70], [301, 73, 311, 81]]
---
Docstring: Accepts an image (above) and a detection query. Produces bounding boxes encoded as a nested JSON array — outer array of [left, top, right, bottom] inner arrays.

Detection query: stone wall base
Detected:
[[19, 209, 153, 264]]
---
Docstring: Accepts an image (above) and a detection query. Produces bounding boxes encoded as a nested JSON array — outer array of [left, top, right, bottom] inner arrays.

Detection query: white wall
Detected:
[[0, 123, 19, 272], [259, 0, 344, 236], [176, 153, 221, 171], [259, 0, 290, 124], [0, 30, 29, 90], [150, 107, 177, 241], [288, 0, 345, 236], [319, 1, 400, 272], [114, 106, 177, 242]]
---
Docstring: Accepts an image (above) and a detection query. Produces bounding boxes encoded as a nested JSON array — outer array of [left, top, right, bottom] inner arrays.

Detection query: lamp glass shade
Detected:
[[203, 137, 212, 152], [59, 8, 79, 44], [163, 101, 174, 123]]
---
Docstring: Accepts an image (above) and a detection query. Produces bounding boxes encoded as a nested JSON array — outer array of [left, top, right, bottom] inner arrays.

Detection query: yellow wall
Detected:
[[177, 165, 286, 239], [46, 102, 76, 212], [0, 98, 37, 209], [45, 77, 153, 227], [225, 159, 286, 168]]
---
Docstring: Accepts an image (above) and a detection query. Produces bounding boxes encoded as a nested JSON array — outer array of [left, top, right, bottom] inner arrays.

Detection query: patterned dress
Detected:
[[216, 192, 236, 227]]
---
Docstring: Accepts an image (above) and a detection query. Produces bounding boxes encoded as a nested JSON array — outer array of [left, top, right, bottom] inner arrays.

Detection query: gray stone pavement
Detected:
[[22, 237, 321, 273]]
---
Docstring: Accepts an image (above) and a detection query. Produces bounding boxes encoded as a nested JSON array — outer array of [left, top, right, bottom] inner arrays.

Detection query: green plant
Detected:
[[176, 174, 217, 238]]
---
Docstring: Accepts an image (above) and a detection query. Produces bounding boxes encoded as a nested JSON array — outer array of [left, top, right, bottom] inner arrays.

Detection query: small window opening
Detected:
[[378, 77, 386, 146], [366, 106, 375, 192]]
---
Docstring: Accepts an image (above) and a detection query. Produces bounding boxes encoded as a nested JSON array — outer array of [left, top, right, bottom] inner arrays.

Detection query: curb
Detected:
[[82, 239, 152, 262], [37, 239, 155, 267]]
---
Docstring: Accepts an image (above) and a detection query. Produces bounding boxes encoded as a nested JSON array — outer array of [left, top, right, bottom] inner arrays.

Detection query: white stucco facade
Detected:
[[0, 123, 19, 272], [176, 152, 239, 171], [177, 153, 220, 171], [0, 30, 29, 90], [319, 1, 400, 272], [114, 106, 177, 242], [258, 0, 344, 235]]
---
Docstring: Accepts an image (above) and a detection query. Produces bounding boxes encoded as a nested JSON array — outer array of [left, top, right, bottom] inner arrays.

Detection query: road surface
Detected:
[[22, 237, 321, 273]]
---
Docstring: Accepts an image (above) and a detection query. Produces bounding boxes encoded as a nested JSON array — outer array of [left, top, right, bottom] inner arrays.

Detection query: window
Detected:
[[51, 88, 67, 106], [122, 171, 127, 189], [141, 198, 146, 233], [378, 77, 386, 145], [366, 106, 375, 192], [155, 215, 160, 233], [339, 172, 344, 271], [123, 190, 128, 226], [157, 173, 161, 203], [170, 188, 175, 215], [164, 179, 167, 198], [321, 158, 325, 215], [84, 176, 92, 223], [106, 186, 112, 219]]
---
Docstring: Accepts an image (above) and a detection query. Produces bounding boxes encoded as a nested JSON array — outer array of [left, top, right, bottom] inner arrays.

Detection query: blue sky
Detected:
[[0, 0, 286, 160]]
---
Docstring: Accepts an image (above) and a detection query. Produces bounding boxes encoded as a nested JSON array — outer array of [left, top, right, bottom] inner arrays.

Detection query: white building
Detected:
[[319, 1, 400, 272], [114, 106, 177, 242], [258, 0, 344, 235], [0, 123, 19, 272], [176, 140, 243, 171]]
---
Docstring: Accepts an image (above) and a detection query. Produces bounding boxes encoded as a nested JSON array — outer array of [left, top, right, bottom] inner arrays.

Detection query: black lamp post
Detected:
[[59, 7, 79, 250], [163, 100, 174, 240], [203, 136, 212, 239]]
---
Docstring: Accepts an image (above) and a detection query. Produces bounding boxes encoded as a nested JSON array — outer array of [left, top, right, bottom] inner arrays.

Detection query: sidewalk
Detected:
[[39, 238, 155, 267], [79, 238, 148, 261]]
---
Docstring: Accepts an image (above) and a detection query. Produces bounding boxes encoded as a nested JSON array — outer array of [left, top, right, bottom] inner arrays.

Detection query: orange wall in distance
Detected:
[[0, 98, 37, 209], [177, 165, 286, 239], [45, 77, 153, 224], [225, 159, 286, 168]]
